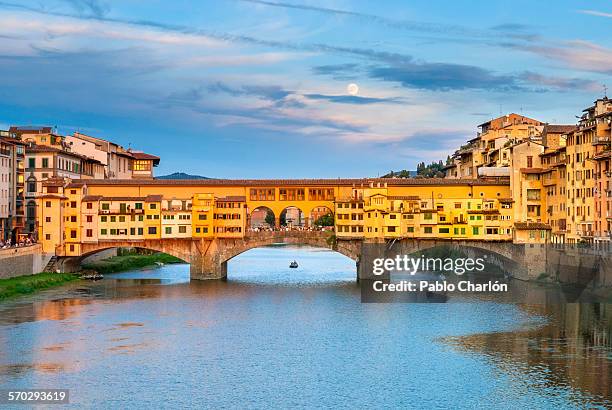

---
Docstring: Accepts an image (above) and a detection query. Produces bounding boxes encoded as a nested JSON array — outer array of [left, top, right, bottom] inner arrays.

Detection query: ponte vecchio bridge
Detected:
[[38, 178, 557, 280]]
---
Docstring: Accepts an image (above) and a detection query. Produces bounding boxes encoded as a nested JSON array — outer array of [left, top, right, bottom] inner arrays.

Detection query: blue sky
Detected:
[[0, 0, 610, 178]]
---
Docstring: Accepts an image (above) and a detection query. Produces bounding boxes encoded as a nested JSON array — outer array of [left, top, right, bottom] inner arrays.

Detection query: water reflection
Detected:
[[0, 246, 609, 408], [445, 303, 612, 405]]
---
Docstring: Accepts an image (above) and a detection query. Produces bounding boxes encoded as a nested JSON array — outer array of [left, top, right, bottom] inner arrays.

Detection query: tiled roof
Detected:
[[145, 194, 163, 202], [130, 152, 160, 161], [97, 196, 146, 201], [498, 198, 514, 203], [79, 178, 510, 187], [388, 195, 420, 200], [545, 124, 577, 134], [216, 196, 246, 202], [82, 195, 103, 202], [42, 178, 65, 187], [520, 168, 544, 174], [66, 181, 86, 188], [9, 126, 52, 134], [514, 222, 552, 230]]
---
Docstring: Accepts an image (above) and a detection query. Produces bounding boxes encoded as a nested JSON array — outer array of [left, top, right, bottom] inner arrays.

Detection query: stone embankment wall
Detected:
[[0, 244, 54, 279], [546, 247, 612, 288]]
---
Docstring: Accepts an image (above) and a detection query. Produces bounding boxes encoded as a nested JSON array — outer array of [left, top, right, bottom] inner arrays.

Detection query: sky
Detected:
[[0, 0, 610, 178]]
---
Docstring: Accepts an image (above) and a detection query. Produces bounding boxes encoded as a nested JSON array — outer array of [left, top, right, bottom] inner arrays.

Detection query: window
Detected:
[[439, 228, 450, 234], [150, 203, 157, 210], [27, 181, 36, 192], [406, 227, 414, 233], [388, 226, 396, 232], [86, 215, 93, 223], [424, 227, 433, 234], [70, 216, 77, 222], [86, 202, 93, 209], [148, 227, 157, 235], [423, 212, 432, 220], [119, 216, 125, 222], [45, 217, 51, 223], [86, 229, 93, 237], [135, 203, 143, 209], [199, 214, 207, 220], [110, 216, 116, 222], [45, 234, 51, 240], [138, 228, 143, 235], [179, 226, 187, 233], [472, 227, 479, 235], [165, 227, 172, 234], [101, 203, 109, 210], [196, 227, 200, 233], [527, 189, 541, 201], [249, 188, 276, 201], [42, 158, 49, 168], [45, 201, 51, 208], [527, 156, 533, 168], [100, 229, 107, 235], [134, 160, 152, 171], [110, 229, 117, 235]]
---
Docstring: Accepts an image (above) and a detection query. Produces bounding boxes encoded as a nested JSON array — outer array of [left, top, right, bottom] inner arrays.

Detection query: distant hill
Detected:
[[381, 170, 417, 178], [156, 172, 210, 180]]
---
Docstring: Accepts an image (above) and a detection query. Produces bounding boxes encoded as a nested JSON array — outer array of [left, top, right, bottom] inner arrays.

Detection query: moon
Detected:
[[347, 83, 359, 96]]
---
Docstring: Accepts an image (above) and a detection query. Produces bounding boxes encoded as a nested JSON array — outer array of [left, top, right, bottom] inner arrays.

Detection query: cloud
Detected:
[[207, 82, 292, 101], [508, 40, 612, 75], [312, 63, 360, 76], [240, 0, 489, 38], [368, 62, 519, 91], [303, 93, 402, 105], [519, 71, 601, 92], [63, 0, 109, 17], [578, 9, 612, 18]]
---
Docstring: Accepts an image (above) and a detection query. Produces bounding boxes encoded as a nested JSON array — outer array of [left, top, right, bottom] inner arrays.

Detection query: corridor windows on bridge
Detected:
[[308, 188, 334, 201], [279, 188, 305, 201], [250, 188, 275, 201]]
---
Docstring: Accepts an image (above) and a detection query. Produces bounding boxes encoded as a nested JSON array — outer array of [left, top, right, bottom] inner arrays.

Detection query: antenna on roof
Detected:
[[604, 84, 608, 98]]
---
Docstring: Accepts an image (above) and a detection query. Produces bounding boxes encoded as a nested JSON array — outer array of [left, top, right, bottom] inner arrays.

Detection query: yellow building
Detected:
[[34, 178, 528, 257]]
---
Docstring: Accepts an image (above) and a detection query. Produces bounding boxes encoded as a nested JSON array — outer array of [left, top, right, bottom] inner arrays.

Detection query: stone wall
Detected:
[[546, 247, 612, 288], [0, 244, 53, 279]]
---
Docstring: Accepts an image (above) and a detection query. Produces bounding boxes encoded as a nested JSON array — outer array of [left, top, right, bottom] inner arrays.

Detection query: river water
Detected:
[[0, 245, 610, 409]]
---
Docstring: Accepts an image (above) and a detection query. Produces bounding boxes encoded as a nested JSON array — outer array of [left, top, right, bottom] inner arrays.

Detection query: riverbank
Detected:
[[0, 272, 79, 300], [82, 253, 184, 274]]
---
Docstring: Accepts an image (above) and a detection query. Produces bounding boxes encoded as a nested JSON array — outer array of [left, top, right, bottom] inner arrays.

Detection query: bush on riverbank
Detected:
[[82, 252, 183, 274], [0, 273, 79, 300]]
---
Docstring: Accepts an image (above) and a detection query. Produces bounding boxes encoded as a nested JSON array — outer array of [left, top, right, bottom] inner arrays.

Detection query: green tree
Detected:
[[265, 210, 275, 227], [315, 213, 334, 227]]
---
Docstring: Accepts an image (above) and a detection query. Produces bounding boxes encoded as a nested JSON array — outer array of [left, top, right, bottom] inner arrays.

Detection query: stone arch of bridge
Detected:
[[216, 231, 360, 266]]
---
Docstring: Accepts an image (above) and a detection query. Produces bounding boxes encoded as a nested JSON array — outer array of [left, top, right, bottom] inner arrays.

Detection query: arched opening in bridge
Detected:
[[310, 206, 334, 229], [279, 206, 305, 228], [226, 244, 356, 285], [405, 244, 519, 279], [249, 206, 276, 230]]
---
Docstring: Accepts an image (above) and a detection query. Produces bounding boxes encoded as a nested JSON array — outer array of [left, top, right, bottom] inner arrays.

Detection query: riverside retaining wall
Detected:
[[0, 244, 53, 279]]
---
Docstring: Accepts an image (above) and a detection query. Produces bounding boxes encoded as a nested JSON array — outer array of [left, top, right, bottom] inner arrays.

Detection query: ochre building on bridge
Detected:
[[35, 177, 554, 258]]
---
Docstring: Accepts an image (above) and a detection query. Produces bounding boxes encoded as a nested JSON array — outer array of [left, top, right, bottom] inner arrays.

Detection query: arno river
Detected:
[[0, 246, 610, 409]]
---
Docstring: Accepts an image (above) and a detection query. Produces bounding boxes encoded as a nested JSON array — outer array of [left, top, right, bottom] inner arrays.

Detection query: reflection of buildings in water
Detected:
[[445, 303, 611, 404]]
